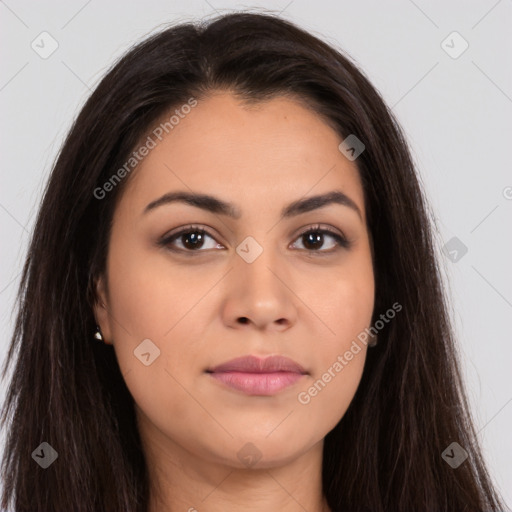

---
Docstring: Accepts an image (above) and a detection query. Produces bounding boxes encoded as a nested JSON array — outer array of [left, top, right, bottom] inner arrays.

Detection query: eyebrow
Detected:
[[143, 190, 362, 221]]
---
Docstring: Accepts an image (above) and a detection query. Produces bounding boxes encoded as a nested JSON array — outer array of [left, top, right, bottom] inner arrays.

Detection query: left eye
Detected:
[[291, 226, 349, 252], [159, 224, 350, 254]]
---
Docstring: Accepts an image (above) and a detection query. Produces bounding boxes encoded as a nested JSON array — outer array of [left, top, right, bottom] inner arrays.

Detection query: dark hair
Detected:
[[1, 11, 506, 512]]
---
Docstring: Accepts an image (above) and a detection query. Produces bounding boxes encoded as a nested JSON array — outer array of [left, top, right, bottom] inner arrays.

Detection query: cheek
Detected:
[[295, 255, 374, 429], [302, 249, 375, 352], [105, 233, 198, 341], [327, 277, 375, 344], [297, 347, 366, 431], [104, 247, 199, 431], [104, 236, 214, 407], [103, 237, 178, 378], [293, 286, 372, 437]]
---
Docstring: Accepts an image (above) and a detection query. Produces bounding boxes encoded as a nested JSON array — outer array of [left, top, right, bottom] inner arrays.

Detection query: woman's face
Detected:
[[95, 91, 375, 469]]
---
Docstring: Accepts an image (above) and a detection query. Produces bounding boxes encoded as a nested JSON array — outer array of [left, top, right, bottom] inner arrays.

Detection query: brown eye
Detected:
[[175, 230, 206, 250], [292, 225, 351, 252], [159, 226, 224, 253], [158, 223, 351, 256]]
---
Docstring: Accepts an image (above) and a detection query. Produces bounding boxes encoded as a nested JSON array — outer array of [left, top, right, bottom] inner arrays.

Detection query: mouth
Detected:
[[206, 355, 308, 396]]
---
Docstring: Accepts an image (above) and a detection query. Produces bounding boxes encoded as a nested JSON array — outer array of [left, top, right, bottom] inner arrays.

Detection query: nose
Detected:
[[221, 243, 298, 332]]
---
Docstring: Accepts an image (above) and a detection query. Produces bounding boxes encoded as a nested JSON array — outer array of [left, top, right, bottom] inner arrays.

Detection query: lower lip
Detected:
[[209, 371, 304, 395]]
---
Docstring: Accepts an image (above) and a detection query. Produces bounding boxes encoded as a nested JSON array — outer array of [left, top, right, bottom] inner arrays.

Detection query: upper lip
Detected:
[[207, 355, 307, 374]]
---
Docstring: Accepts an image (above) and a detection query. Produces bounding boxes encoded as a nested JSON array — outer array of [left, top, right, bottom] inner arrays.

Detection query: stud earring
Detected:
[[94, 325, 104, 342]]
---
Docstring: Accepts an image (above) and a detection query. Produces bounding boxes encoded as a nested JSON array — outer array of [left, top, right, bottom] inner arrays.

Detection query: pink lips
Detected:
[[207, 355, 307, 396]]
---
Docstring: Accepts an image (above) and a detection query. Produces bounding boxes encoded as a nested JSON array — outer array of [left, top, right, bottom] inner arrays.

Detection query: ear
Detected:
[[93, 274, 113, 345]]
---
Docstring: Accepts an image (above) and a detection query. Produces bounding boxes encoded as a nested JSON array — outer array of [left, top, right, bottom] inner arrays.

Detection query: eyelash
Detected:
[[158, 224, 352, 255]]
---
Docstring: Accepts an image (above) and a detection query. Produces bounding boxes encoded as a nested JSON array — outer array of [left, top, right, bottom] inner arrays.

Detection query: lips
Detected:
[[206, 355, 307, 395], [209, 355, 307, 374]]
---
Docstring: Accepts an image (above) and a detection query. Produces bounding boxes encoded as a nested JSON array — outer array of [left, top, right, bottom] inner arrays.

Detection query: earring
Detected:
[[368, 335, 378, 347], [94, 325, 104, 342]]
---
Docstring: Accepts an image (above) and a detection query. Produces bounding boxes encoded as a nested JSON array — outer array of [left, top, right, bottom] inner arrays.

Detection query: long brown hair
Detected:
[[1, 11, 506, 512]]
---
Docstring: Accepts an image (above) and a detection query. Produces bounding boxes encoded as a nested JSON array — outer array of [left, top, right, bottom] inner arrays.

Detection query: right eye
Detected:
[[158, 225, 225, 253]]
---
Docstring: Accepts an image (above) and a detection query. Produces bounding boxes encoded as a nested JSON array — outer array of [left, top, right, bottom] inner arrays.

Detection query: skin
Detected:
[[94, 91, 375, 512]]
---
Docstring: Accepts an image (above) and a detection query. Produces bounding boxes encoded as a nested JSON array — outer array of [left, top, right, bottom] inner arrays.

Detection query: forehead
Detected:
[[118, 91, 366, 221]]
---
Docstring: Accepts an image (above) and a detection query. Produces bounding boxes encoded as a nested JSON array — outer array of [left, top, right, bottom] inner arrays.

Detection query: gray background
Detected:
[[1, 0, 511, 507]]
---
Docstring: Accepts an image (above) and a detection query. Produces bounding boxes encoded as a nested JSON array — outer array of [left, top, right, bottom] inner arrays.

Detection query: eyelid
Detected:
[[159, 224, 224, 253], [294, 223, 346, 241], [158, 223, 351, 254], [292, 223, 351, 251]]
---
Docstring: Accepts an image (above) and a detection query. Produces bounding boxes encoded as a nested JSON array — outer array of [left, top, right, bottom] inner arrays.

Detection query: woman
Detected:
[[0, 11, 506, 512]]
